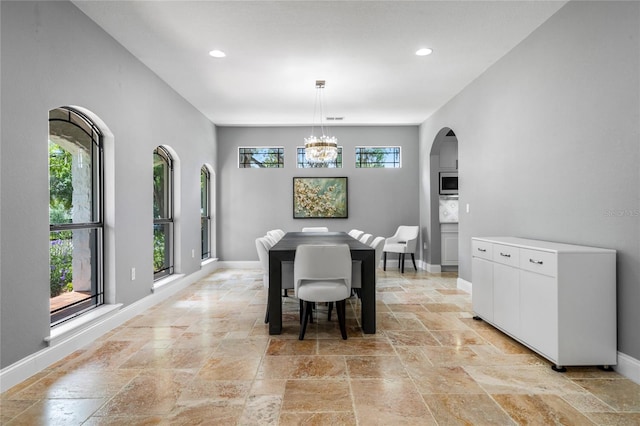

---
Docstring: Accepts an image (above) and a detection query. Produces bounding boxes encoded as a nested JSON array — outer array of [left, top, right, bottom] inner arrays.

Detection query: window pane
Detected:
[[239, 147, 284, 168], [200, 167, 211, 260], [153, 150, 171, 219], [200, 168, 209, 216], [50, 228, 102, 325], [153, 222, 173, 277], [297, 147, 343, 168], [49, 123, 96, 224], [355, 147, 401, 168], [201, 216, 210, 259]]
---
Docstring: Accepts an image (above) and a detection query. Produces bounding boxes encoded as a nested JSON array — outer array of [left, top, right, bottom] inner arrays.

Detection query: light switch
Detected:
[[466, 203, 470, 213]]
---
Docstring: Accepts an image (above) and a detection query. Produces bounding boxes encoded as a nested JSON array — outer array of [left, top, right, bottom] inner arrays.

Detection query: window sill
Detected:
[[152, 273, 185, 292], [45, 303, 122, 347], [201, 257, 218, 267]]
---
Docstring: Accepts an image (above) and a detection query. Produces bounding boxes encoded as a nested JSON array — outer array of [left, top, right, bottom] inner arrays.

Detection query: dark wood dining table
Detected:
[[268, 231, 376, 335]]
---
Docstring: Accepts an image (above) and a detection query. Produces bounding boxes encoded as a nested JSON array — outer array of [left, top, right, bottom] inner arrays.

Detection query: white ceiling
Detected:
[[72, 1, 566, 126]]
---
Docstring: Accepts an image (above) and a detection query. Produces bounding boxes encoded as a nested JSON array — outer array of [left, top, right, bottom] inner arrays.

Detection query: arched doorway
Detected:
[[428, 128, 459, 272]]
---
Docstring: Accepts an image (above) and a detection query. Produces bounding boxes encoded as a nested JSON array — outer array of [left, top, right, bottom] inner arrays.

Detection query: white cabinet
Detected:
[[439, 137, 458, 170], [471, 237, 617, 369], [441, 223, 458, 266]]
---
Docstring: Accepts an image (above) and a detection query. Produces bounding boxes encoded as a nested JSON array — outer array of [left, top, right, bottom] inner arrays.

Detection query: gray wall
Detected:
[[0, 1, 217, 368], [419, 1, 640, 359], [217, 126, 419, 261]]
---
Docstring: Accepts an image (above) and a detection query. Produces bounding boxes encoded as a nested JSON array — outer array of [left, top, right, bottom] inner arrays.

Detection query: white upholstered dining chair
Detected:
[[302, 226, 329, 232], [294, 244, 352, 340], [352, 236, 385, 293], [359, 233, 373, 245], [348, 229, 364, 239], [383, 226, 419, 273]]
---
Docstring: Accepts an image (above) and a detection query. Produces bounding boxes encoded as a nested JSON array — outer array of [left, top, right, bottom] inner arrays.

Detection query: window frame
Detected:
[[48, 107, 104, 326], [355, 146, 401, 168], [238, 146, 284, 168], [153, 146, 174, 280], [200, 166, 211, 260]]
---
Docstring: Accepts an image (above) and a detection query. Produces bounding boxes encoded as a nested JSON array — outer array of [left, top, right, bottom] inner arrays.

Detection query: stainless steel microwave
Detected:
[[439, 172, 458, 195]]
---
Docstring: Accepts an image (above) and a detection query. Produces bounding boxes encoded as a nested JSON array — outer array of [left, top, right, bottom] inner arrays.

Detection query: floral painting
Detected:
[[293, 177, 348, 218]]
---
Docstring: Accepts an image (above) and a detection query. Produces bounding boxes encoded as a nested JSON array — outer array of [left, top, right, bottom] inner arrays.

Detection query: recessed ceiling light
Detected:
[[416, 48, 433, 56], [209, 50, 226, 58]]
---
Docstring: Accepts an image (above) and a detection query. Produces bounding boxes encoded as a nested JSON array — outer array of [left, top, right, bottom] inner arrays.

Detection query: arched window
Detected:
[[200, 166, 211, 260], [153, 146, 174, 279], [48, 107, 104, 325]]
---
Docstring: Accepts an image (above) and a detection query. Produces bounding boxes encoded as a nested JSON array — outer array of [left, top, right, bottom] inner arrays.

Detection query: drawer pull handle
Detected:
[[477, 248, 487, 252], [500, 252, 511, 258], [529, 259, 544, 265]]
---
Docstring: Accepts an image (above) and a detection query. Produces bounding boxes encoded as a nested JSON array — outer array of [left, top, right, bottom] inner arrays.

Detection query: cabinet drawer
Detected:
[[492, 243, 520, 267], [519, 248, 557, 277], [472, 240, 493, 260]]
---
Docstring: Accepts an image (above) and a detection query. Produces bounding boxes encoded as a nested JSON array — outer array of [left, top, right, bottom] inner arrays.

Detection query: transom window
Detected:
[[48, 107, 104, 326], [296, 147, 343, 168], [200, 166, 211, 260], [239, 147, 284, 168], [355, 146, 401, 168], [153, 146, 174, 279]]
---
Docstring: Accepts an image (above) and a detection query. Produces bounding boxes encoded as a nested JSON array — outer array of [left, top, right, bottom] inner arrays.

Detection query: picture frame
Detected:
[[293, 177, 348, 219]]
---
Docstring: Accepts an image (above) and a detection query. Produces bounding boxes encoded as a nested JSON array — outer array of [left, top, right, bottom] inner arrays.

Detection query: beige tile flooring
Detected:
[[2, 268, 640, 425]]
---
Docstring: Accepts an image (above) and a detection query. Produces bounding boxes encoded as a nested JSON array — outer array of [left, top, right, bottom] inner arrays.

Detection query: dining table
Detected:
[[268, 231, 376, 335]]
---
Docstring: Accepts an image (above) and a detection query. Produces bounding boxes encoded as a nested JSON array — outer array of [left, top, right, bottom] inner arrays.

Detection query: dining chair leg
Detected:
[[337, 299, 347, 340], [400, 253, 405, 273], [411, 253, 417, 270], [299, 301, 312, 340], [265, 301, 269, 324], [299, 299, 303, 324], [328, 302, 334, 321], [383, 252, 387, 271]]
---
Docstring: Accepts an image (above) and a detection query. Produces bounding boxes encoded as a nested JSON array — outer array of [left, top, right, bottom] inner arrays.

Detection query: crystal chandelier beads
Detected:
[[304, 80, 338, 163]]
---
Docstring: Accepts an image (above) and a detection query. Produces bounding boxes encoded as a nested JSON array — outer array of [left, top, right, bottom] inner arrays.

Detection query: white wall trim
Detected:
[[217, 260, 260, 269], [0, 261, 218, 393], [425, 263, 442, 273], [457, 277, 472, 294], [615, 351, 640, 385]]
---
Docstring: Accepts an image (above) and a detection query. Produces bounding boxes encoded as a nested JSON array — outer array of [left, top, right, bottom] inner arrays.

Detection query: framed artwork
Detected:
[[293, 177, 348, 219]]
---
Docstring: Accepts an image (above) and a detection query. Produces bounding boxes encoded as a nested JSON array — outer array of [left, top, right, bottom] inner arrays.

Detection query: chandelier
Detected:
[[304, 80, 338, 163]]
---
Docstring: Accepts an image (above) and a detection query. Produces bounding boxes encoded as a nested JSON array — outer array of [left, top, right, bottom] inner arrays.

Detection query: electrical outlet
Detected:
[[131, 267, 136, 280], [191, 249, 195, 258], [466, 203, 470, 213]]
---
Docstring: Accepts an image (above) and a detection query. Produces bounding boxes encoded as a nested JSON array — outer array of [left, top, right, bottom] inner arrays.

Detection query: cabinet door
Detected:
[[472, 257, 493, 321], [439, 140, 458, 169], [520, 270, 558, 360], [442, 232, 459, 265], [493, 263, 520, 336]]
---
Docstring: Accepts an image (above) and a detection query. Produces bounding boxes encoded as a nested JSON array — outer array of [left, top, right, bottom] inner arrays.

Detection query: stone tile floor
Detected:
[[2, 268, 639, 425]]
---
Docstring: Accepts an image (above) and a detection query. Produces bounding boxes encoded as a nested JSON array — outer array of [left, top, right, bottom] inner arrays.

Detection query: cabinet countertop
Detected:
[[472, 237, 615, 254]]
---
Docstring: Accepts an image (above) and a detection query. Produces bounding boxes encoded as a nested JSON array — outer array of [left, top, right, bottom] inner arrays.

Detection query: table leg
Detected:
[[360, 250, 376, 334], [268, 252, 283, 335]]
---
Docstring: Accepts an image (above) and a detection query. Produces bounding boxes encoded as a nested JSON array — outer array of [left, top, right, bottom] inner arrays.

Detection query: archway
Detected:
[[428, 128, 459, 272]]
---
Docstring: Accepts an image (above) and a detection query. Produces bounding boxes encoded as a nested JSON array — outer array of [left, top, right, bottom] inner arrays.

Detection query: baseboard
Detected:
[[425, 263, 442, 273], [615, 351, 640, 385], [217, 260, 260, 269], [457, 277, 472, 294], [0, 260, 219, 393]]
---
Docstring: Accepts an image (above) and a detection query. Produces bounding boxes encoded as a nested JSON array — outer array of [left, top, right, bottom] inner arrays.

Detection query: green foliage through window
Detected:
[[239, 147, 284, 168], [355, 147, 401, 168]]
